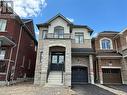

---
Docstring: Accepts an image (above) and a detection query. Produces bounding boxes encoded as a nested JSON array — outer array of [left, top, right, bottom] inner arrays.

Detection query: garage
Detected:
[[102, 68, 122, 84], [71, 66, 88, 84]]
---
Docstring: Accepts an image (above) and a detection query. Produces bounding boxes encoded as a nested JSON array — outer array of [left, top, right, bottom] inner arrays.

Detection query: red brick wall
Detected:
[[0, 15, 37, 81], [94, 33, 118, 52]]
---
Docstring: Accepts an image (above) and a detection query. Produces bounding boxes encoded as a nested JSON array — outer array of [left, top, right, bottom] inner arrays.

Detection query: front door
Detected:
[[51, 52, 64, 71]]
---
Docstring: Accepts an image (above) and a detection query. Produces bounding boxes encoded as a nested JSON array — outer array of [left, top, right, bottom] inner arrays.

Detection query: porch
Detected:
[[0, 35, 15, 84]]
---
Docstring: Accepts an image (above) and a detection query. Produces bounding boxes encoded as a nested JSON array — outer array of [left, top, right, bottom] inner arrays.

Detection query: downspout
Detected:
[[6, 43, 16, 85], [12, 25, 23, 81]]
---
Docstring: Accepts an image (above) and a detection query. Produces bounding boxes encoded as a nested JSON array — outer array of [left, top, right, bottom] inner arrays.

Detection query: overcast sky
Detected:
[[11, 0, 127, 39]]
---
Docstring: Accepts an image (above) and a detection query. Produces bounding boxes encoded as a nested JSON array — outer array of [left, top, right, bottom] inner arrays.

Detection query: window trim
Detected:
[[100, 37, 113, 50]]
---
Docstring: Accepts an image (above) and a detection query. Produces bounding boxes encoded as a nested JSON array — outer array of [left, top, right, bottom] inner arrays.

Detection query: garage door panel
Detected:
[[102, 69, 122, 84], [72, 67, 88, 84]]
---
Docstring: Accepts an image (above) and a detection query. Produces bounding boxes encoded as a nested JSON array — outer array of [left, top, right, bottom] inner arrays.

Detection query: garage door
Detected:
[[102, 68, 122, 84], [72, 66, 88, 84]]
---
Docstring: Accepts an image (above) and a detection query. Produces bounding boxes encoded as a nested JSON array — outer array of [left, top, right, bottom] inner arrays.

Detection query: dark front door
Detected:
[[102, 68, 122, 84], [51, 53, 64, 71], [72, 66, 88, 84]]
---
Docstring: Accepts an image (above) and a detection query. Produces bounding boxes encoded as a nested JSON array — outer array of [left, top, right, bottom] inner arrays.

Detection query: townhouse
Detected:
[[0, 6, 37, 85], [93, 31, 127, 84], [34, 14, 94, 87]]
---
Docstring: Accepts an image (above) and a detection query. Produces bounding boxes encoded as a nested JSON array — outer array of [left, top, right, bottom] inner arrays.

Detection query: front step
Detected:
[[45, 71, 63, 87]]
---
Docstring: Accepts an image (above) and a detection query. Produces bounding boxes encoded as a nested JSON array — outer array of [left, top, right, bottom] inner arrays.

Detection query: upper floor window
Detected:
[[54, 26, 64, 38], [42, 30, 48, 39], [75, 32, 84, 44], [0, 19, 7, 31], [126, 36, 127, 43], [100, 38, 113, 50]]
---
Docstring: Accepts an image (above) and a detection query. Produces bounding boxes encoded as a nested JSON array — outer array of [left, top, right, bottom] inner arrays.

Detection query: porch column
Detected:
[[89, 55, 94, 84], [122, 57, 127, 84], [65, 46, 71, 87], [98, 58, 103, 84], [39, 46, 49, 85]]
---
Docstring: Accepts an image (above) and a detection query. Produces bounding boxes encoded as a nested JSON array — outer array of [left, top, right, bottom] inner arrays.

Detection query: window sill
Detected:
[[100, 49, 113, 50]]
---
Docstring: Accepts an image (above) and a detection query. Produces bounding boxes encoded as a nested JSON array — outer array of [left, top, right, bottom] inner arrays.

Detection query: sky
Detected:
[[11, 0, 127, 39]]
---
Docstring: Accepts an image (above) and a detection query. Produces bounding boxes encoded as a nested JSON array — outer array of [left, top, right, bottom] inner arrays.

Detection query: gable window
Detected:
[[75, 32, 84, 44], [54, 26, 64, 38], [100, 38, 113, 50], [0, 19, 7, 31]]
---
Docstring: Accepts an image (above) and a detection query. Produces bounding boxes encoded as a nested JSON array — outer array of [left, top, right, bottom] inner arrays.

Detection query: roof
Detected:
[[36, 13, 93, 35], [72, 25, 93, 35], [21, 19, 32, 23], [100, 31, 119, 34], [72, 48, 95, 53], [46, 13, 73, 24], [96, 51, 122, 57]]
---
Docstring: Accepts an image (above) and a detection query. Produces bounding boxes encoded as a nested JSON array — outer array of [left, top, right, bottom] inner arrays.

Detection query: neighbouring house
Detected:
[[114, 29, 127, 84], [34, 14, 94, 87], [93, 31, 127, 84], [0, 7, 37, 85]]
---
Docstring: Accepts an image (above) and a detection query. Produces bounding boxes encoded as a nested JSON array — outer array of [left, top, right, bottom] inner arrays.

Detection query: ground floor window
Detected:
[[0, 61, 6, 73]]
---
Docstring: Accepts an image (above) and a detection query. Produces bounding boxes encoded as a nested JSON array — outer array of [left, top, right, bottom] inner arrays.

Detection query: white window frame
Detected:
[[54, 26, 64, 38], [42, 30, 48, 39], [100, 37, 113, 50], [75, 32, 84, 44], [0, 19, 7, 32]]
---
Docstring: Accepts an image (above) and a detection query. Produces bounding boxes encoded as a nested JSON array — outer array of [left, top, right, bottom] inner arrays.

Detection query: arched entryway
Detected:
[[71, 66, 88, 84], [49, 46, 65, 71]]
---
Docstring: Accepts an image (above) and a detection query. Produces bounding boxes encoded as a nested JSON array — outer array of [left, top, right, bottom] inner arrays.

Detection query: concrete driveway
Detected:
[[72, 84, 115, 95], [105, 84, 127, 93]]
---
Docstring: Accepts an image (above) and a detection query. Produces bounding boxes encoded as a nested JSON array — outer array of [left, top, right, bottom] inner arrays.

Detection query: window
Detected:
[[28, 60, 31, 69], [42, 30, 47, 39], [40, 51, 43, 63], [54, 26, 64, 38], [52, 55, 57, 64], [75, 32, 84, 44], [126, 36, 127, 43], [100, 38, 112, 50], [0, 19, 7, 31], [0, 50, 6, 60], [21, 56, 25, 67], [59, 55, 64, 64], [0, 62, 6, 73]]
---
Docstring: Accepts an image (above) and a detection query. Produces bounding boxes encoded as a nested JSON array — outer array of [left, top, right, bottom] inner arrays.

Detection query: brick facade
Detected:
[[0, 13, 37, 85]]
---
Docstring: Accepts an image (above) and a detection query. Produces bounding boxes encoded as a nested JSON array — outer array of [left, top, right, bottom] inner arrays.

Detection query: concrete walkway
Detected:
[[95, 84, 127, 95]]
